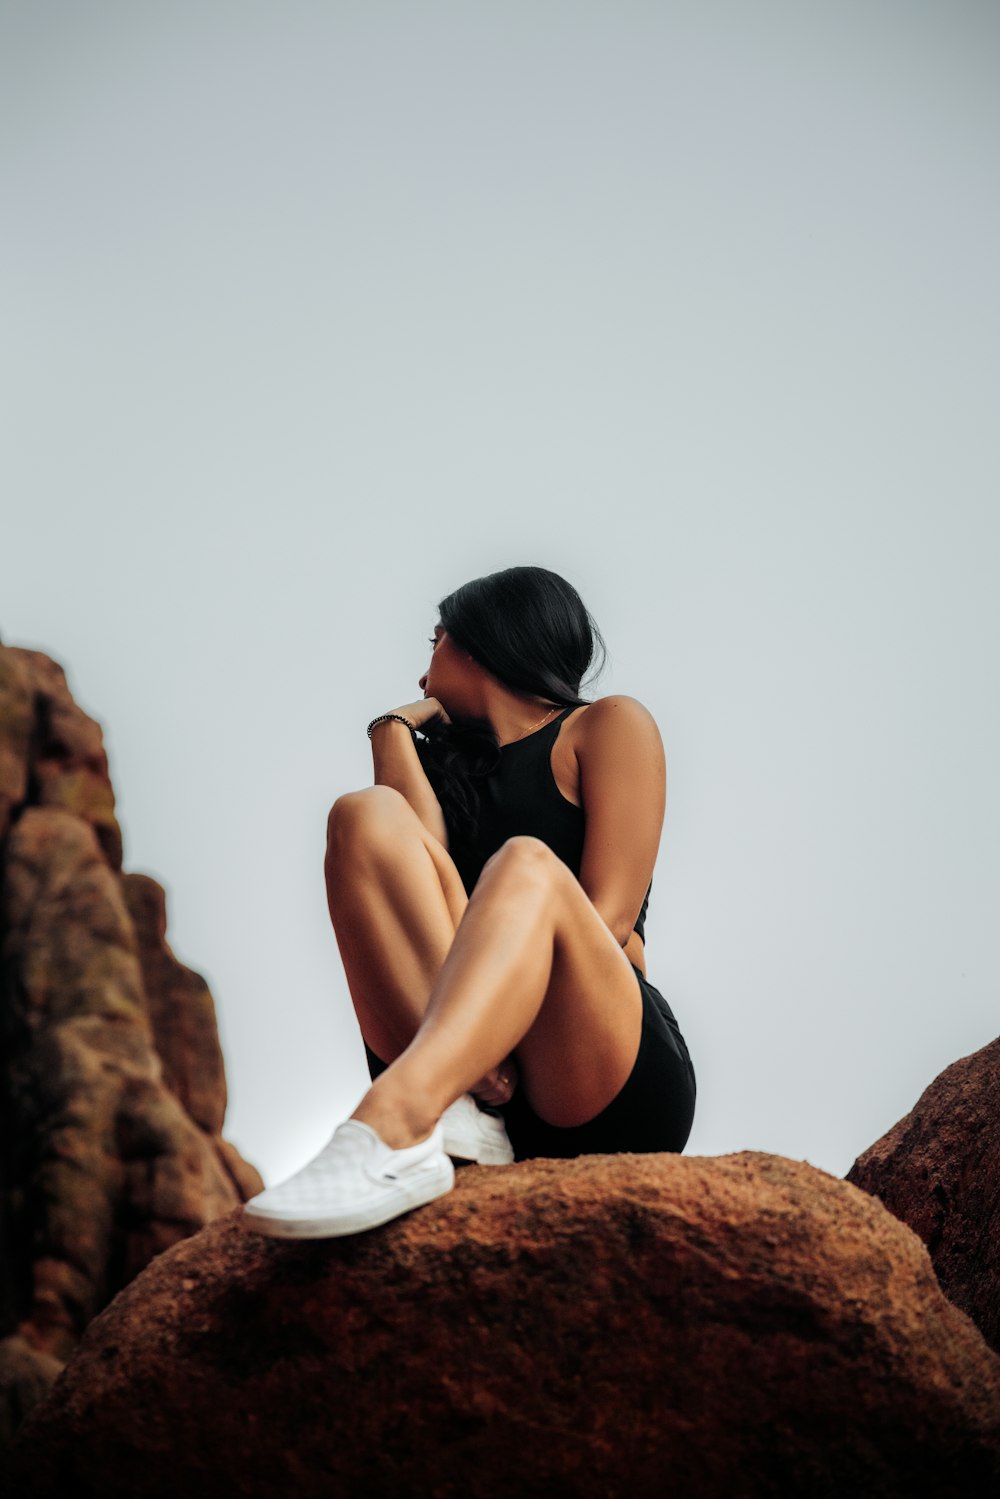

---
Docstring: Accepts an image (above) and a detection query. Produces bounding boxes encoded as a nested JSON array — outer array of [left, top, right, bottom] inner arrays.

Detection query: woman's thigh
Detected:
[[473, 836, 647, 1130], [359, 828, 666, 1136], [326, 786, 470, 1060], [327, 785, 470, 931], [367, 959, 698, 1160], [502, 965, 697, 1159]]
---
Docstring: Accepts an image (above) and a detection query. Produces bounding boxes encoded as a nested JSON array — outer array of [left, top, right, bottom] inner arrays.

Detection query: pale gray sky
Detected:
[[3, 2, 997, 1187]]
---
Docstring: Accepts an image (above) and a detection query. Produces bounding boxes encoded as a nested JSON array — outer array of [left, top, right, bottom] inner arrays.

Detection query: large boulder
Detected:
[[846, 1033, 1000, 1356], [10, 1151, 1000, 1498], [0, 643, 262, 1448]]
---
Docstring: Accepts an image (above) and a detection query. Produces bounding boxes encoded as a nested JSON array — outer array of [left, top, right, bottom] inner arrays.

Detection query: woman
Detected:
[[241, 565, 696, 1239]]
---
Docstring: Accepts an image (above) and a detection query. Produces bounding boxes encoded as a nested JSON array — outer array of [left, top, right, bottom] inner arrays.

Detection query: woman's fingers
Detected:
[[470, 1056, 520, 1106], [389, 697, 452, 732]]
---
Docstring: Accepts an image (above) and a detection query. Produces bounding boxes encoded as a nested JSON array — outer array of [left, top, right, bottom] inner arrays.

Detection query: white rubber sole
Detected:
[[440, 1094, 515, 1165], [444, 1133, 515, 1166], [240, 1155, 455, 1238], [238, 1118, 457, 1239]]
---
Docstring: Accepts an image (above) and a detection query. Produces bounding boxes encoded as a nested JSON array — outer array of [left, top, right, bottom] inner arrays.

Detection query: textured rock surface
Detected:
[[121, 873, 228, 1138], [0, 642, 262, 1449], [0, 646, 121, 865], [11, 1151, 1000, 1499], [846, 1033, 1000, 1356], [0, 1334, 63, 1451], [0, 649, 33, 841]]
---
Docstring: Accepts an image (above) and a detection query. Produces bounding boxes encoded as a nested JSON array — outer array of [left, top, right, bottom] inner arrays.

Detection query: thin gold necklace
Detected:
[[501, 704, 560, 747]]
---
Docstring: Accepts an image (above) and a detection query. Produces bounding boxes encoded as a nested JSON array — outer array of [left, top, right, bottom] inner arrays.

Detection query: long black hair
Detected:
[[414, 565, 608, 845]]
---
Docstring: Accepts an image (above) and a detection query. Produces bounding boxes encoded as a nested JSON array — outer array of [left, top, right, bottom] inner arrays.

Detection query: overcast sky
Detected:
[[3, 2, 997, 1188]]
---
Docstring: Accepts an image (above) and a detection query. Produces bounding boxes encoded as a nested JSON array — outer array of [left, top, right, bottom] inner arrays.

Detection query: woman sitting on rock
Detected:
[[241, 564, 696, 1238]]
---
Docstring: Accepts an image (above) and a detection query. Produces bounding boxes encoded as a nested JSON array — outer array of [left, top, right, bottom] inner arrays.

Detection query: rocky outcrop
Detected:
[[121, 873, 226, 1140], [0, 1334, 62, 1452], [10, 1152, 1000, 1498], [0, 646, 121, 865], [846, 1033, 1000, 1356], [0, 643, 262, 1447]]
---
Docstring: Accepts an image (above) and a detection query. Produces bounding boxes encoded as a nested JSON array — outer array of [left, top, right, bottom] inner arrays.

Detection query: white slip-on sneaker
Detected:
[[440, 1092, 515, 1165], [239, 1118, 455, 1238]]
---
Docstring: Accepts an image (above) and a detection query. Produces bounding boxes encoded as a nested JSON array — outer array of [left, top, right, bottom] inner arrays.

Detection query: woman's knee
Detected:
[[326, 786, 412, 856], [481, 835, 562, 890]]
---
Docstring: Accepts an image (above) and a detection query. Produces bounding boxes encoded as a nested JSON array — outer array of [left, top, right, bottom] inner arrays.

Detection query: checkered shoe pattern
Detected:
[[239, 1117, 455, 1238]]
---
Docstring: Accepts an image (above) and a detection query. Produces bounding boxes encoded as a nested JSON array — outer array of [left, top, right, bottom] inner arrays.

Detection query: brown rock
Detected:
[[0, 649, 32, 840], [10, 1152, 1000, 1498], [0, 643, 263, 1454], [122, 873, 227, 1135], [846, 1033, 1000, 1355], [0, 1334, 63, 1450], [1, 808, 259, 1361], [213, 1133, 267, 1203], [3, 646, 122, 868]]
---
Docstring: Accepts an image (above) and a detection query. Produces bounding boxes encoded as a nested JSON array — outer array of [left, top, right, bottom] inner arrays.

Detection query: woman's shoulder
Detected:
[[564, 695, 662, 763], [568, 694, 659, 736]]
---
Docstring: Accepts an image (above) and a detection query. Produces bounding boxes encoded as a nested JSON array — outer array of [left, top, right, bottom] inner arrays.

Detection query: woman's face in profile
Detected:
[[418, 623, 477, 712], [418, 623, 449, 698]]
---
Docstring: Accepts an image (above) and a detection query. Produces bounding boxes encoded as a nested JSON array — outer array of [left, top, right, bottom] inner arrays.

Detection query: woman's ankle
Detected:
[[350, 1075, 441, 1150]]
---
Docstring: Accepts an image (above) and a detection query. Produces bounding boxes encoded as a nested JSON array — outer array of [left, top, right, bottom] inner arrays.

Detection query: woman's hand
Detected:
[[469, 1053, 520, 1108], [384, 698, 452, 735]]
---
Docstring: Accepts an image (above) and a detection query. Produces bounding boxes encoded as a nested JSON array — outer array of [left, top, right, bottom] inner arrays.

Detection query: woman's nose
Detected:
[[418, 672, 427, 691]]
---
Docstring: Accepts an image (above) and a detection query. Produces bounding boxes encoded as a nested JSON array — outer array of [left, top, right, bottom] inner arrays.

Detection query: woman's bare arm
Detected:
[[370, 700, 450, 849], [575, 695, 666, 948]]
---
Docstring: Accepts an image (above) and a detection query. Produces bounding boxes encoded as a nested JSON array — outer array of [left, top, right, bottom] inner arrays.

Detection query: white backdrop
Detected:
[[2, 1, 997, 1186]]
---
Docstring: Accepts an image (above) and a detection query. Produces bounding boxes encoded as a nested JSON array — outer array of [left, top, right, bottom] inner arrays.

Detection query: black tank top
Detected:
[[445, 704, 652, 944]]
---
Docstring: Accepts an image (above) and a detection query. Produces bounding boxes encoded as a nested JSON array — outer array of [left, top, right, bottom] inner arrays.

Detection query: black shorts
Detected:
[[364, 963, 696, 1162]]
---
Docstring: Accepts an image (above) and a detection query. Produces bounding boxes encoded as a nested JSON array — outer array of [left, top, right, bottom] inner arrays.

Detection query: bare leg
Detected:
[[324, 786, 469, 1064], [351, 836, 643, 1150]]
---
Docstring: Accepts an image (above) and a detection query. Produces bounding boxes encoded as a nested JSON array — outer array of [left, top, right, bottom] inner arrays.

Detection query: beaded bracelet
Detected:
[[367, 712, 418, 740]]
